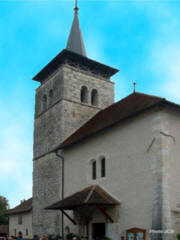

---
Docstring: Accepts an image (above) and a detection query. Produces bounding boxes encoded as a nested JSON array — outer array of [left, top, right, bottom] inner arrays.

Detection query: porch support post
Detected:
[[61, 210, 77, 225], [86, 221, 89, 240], [97, 205, 114, 223], [79, 222, 83, 239]]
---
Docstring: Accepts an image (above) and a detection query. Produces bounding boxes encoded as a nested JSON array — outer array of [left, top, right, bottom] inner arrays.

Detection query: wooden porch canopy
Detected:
[[45, 185, 120, 224], [46, 185, 119, 210]]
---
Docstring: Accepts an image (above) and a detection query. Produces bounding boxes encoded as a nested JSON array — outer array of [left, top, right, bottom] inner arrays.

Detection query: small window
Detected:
[[49, 89, 53, 105], [91, 89, 98, 106], [101, 158, 106, 177], [18, 216, 22, 225], [26, 229, 28, 236], [80, 86, 88, 103], [92, 161, 96, 180], [43, 94, 47, 110]]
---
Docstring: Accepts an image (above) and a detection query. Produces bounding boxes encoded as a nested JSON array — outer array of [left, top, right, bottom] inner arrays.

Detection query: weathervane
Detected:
[[74, 0, 79, 13], [133, 82, 136, 93]]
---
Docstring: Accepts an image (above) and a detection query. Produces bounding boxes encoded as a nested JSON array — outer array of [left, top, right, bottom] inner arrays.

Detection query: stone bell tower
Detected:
[[32, 2, 118, 237]]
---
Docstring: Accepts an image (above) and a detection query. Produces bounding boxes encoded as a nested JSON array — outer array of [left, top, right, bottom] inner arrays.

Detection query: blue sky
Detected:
[[1, 0, 180, 208]]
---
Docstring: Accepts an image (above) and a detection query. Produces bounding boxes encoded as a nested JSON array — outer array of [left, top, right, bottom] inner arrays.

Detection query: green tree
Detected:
[[0, 196, 9, 225], [177, 233, 180, 240]]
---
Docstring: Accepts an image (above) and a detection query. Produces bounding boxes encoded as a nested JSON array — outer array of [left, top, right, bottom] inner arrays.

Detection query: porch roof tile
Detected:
[[45, 185, 119, 210]]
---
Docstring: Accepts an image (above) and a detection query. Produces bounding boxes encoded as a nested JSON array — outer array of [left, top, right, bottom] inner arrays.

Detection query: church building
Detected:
[[32, 2, 180, 240]]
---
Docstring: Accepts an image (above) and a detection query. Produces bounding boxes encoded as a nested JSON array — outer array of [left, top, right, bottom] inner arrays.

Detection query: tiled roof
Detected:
[[7, 198, 32, 215], [58, 92, 175, 149], [45, 185, 119, 210], [33, 49, 119, 82]]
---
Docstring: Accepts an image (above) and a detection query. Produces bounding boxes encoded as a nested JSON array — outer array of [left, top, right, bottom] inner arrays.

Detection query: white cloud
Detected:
[[139, 2, 180, 102], [148, 41, 180, 102]]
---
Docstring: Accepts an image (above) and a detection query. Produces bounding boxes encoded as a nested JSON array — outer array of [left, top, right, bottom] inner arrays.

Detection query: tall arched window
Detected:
[[80, 86, 88, 103], [49, 89, 53, 105], [26, 229, 28, 236], [101, 157, 106, 177], [18, 216, 22, 225], [92, 160, 96, 180], [43, 94, 47, 110], [91, 89, 98, 106]]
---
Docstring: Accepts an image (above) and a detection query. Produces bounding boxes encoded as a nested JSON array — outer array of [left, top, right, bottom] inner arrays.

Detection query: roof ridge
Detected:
[[9, 198, 32, 210], [84, 185, 96, 203], [60, 185, 92, 202], [58, 92, 167, 149], [45, 184, 119, 210], [7, 198, 32, 215], [94, 185, 119, 204], [133, 91, 165, 100]]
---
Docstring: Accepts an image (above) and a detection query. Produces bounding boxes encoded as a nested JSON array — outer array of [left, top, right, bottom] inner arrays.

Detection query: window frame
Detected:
[[49, 89, 54, 105], [101, 157, 106, 178], [91, 89, 98, 106], [42, 94, 47, 110], [18, 215, 23, 225], [80, 86, 88, 104], [92, 160, 96, 180]]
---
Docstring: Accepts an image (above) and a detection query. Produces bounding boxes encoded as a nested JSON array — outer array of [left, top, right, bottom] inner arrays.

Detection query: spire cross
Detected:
[[133, 82, 136, 93], [74, 0, 79, 13]]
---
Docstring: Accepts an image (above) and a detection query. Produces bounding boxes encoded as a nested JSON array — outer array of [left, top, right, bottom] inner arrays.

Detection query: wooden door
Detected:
[[92, 223, 106, 239]]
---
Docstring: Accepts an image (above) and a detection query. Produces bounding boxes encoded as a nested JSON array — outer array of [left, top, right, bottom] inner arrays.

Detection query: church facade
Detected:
[[32, 3, 180, 240]]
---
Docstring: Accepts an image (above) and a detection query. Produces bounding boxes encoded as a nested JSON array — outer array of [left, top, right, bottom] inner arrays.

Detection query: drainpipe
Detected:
[[55, 149, 64, 240]]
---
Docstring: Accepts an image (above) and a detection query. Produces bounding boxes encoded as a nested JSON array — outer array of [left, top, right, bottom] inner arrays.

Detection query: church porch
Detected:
[[46, 185, 120, 240]]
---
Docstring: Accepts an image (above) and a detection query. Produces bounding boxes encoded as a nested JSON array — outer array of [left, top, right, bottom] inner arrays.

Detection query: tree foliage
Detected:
[[177, 234, 180, 240], [0, 196, 9, 225]]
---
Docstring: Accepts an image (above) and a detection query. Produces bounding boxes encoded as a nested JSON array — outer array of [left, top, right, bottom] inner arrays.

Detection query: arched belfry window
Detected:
[[49, 89, 53, 105], [91, 89, 98, 106], [80, 86, 88, 103], [43, 94, 47, 110]]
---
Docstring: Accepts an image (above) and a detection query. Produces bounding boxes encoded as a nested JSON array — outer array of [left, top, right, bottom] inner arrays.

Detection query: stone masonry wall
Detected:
[[33, 153, 62, 236], [63, 65, 114, 110]]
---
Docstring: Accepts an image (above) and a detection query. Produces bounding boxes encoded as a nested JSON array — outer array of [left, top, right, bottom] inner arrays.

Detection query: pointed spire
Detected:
[[74, 0, 78, 13], [66, 0, 87, 57]]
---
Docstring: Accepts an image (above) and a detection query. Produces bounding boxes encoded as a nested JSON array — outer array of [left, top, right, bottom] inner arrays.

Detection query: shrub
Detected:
[[177, 233, 180, 240], [47, 235, 53, 240], [47, 235, 61, 240], [101, 236, 112, 240], [66, 233, 77, 240]]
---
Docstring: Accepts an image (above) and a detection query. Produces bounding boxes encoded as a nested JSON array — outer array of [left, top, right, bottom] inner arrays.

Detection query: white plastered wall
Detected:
[[163, 108, 180, 238], [62, 109, 162, 240], [9, 212, 32, 239]]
